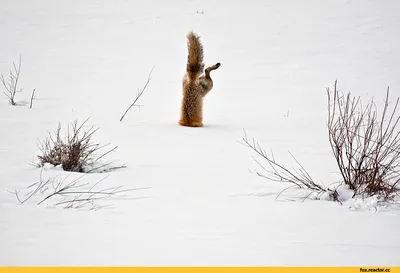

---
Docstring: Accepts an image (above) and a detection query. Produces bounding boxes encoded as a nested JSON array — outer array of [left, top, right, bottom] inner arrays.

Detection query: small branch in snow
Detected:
[[120, 66, 155, 122], [240, 129, 340, 202], [1, 55, 23, 105], [29, 89, 36, 109]]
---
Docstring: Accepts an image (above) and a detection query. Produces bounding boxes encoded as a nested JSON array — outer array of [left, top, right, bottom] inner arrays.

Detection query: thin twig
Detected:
[[30, 89, 36, 109], [120, 66, 155, 121], [240, 130, 327, 200], [1, 55, 22, 105], [10, 171, 150, 210]]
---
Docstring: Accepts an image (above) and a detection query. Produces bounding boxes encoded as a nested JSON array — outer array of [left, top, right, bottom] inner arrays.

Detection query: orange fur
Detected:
[[179, 31, 220, 127]]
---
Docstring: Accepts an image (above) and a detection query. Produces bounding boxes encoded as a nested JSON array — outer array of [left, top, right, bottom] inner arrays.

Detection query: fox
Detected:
[[179, 31, 220, 127]]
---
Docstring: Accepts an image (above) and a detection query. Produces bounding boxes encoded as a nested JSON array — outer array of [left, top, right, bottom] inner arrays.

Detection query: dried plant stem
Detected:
[[1, 55, 22, 105], [30, 89, 36, 109], [10, 171, 151, 210], [38, 118, 124, 173], [120, 66, 155, 122], [240, 130, 330, 198]]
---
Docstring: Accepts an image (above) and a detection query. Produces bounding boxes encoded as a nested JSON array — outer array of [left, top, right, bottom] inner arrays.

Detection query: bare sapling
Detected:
[[120, 66, 155, 121], [240, 130, 339, 202], [1, 55, 23, 105]]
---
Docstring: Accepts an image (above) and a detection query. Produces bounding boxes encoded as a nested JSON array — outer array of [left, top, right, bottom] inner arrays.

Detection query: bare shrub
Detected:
[[327, 81, 400, 200], [37, 118, 125, 173], [241, 81, 399, 203], [1, 55, 23, 105], [240, 131, 340, 202], [10, 169, 150, 210]]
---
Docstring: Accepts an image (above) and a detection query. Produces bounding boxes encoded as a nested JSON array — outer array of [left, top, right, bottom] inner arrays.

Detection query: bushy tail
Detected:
[[186, 31, 204, 80]]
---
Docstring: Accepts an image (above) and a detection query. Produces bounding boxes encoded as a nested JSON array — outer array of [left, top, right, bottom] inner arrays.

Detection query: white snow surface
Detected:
[[1, 0, 400, 266]]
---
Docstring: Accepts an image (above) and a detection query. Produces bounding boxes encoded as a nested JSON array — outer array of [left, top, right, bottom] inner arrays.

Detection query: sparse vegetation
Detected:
[[242, 81, 399, 202], [241, 131, 340, 202], [120, 66, 155, 122], [327, 81, 400, 200], [10, 169, 150, 210], [37, 118, 125, 173], [1, 55, 23, 105]]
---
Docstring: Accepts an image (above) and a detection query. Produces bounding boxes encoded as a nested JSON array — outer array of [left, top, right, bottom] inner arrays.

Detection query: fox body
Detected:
[[179, 31, 220, 127]]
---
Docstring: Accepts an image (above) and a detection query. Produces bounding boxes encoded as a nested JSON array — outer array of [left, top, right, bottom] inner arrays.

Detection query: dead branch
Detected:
[[240, 130, 331, 200], [30, 89, 35, 109], [120, 66, 155, 122], [1, 55, 22, 105]]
